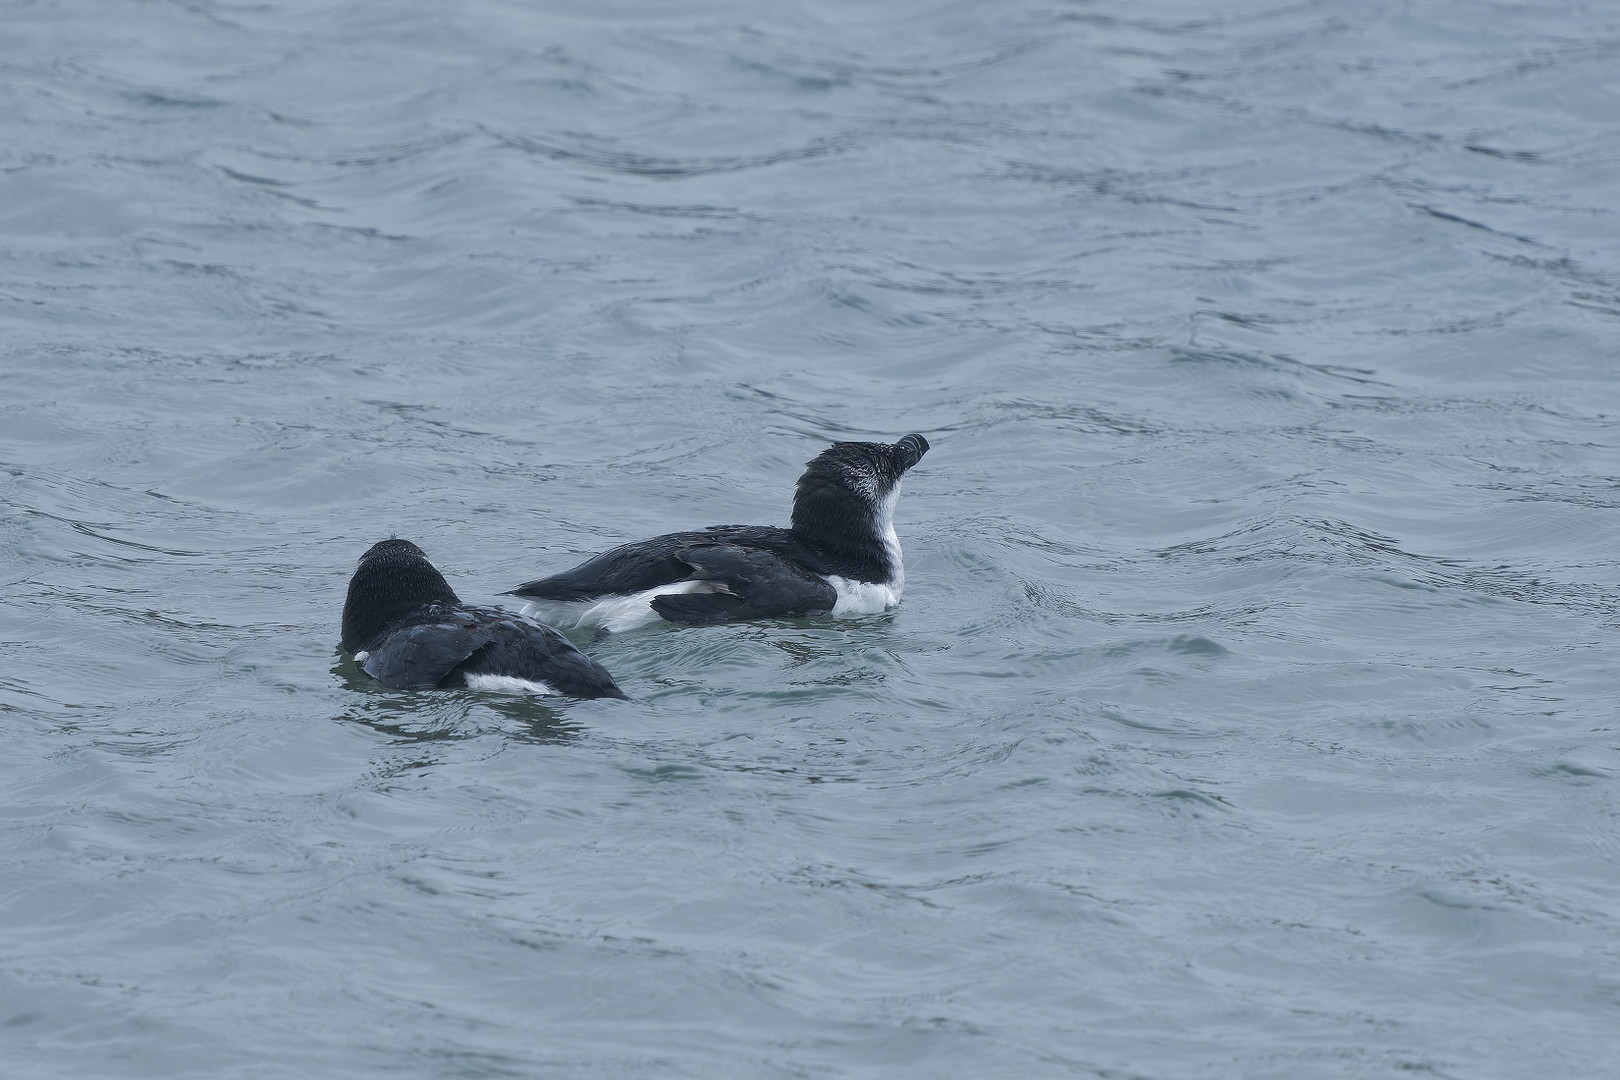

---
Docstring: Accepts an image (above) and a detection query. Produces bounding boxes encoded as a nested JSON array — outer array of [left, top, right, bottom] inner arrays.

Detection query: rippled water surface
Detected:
[[4, 1, 1620, 1076]]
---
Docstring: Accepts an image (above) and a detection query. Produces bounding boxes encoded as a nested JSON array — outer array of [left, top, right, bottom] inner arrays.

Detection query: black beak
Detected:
[[896, 433, 929, 470]]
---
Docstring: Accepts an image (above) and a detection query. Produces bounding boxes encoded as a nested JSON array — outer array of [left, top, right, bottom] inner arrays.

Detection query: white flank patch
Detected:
[[824, 576, 901, 615], [353, 650, 370, 663], [520, 580, 727, 634], [463, 673, 559, 696]]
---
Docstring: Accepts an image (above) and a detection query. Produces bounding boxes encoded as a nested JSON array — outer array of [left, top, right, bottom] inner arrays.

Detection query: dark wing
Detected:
[[507, 526, 793, 601], [361, 618, 495, 690], [649, 544, 837, 625], [453, 607, 627, 699]]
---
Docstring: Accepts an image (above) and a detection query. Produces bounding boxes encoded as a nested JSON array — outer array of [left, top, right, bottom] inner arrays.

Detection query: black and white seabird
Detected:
[[507, 433, 930, 633], [341, 538, 627, 699]]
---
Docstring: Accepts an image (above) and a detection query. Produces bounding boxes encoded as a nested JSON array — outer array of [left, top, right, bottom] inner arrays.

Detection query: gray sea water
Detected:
[[4, 1, 1619, 1076]]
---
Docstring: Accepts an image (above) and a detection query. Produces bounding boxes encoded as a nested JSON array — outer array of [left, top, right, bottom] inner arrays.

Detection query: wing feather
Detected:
[[362, 621, 493, 690], [649, 544, 836, 625], [508, 526, 802, 601]]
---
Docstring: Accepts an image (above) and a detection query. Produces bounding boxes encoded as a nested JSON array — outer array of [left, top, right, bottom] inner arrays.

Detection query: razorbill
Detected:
[[341, 538, 627, 698], [507, 433, 929, 633]]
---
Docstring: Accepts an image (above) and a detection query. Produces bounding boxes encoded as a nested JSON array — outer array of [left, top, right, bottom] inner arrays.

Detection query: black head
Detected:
[[341, 538, 462, 652], [789, 434, 929, 564]]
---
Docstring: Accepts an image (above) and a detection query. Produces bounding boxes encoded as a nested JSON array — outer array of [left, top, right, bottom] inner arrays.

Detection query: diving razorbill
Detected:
[[341, 538, 626, 698], [507, 433, 929, 633]]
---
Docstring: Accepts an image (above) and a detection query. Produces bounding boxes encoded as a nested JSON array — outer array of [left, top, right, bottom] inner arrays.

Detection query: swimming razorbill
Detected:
[[341, 538, 627, 698], [507, 433, 930, 633]]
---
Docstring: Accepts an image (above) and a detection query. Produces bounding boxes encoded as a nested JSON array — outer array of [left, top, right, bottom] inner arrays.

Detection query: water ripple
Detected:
[[4, 1, 1620, 1077]]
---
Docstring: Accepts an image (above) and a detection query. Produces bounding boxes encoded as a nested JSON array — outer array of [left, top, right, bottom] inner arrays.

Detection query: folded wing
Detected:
[[361, 620, 495, 690], [456, 608, 628, 699], [650, 544, 837, 625], [508, 526, 798, 602]]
